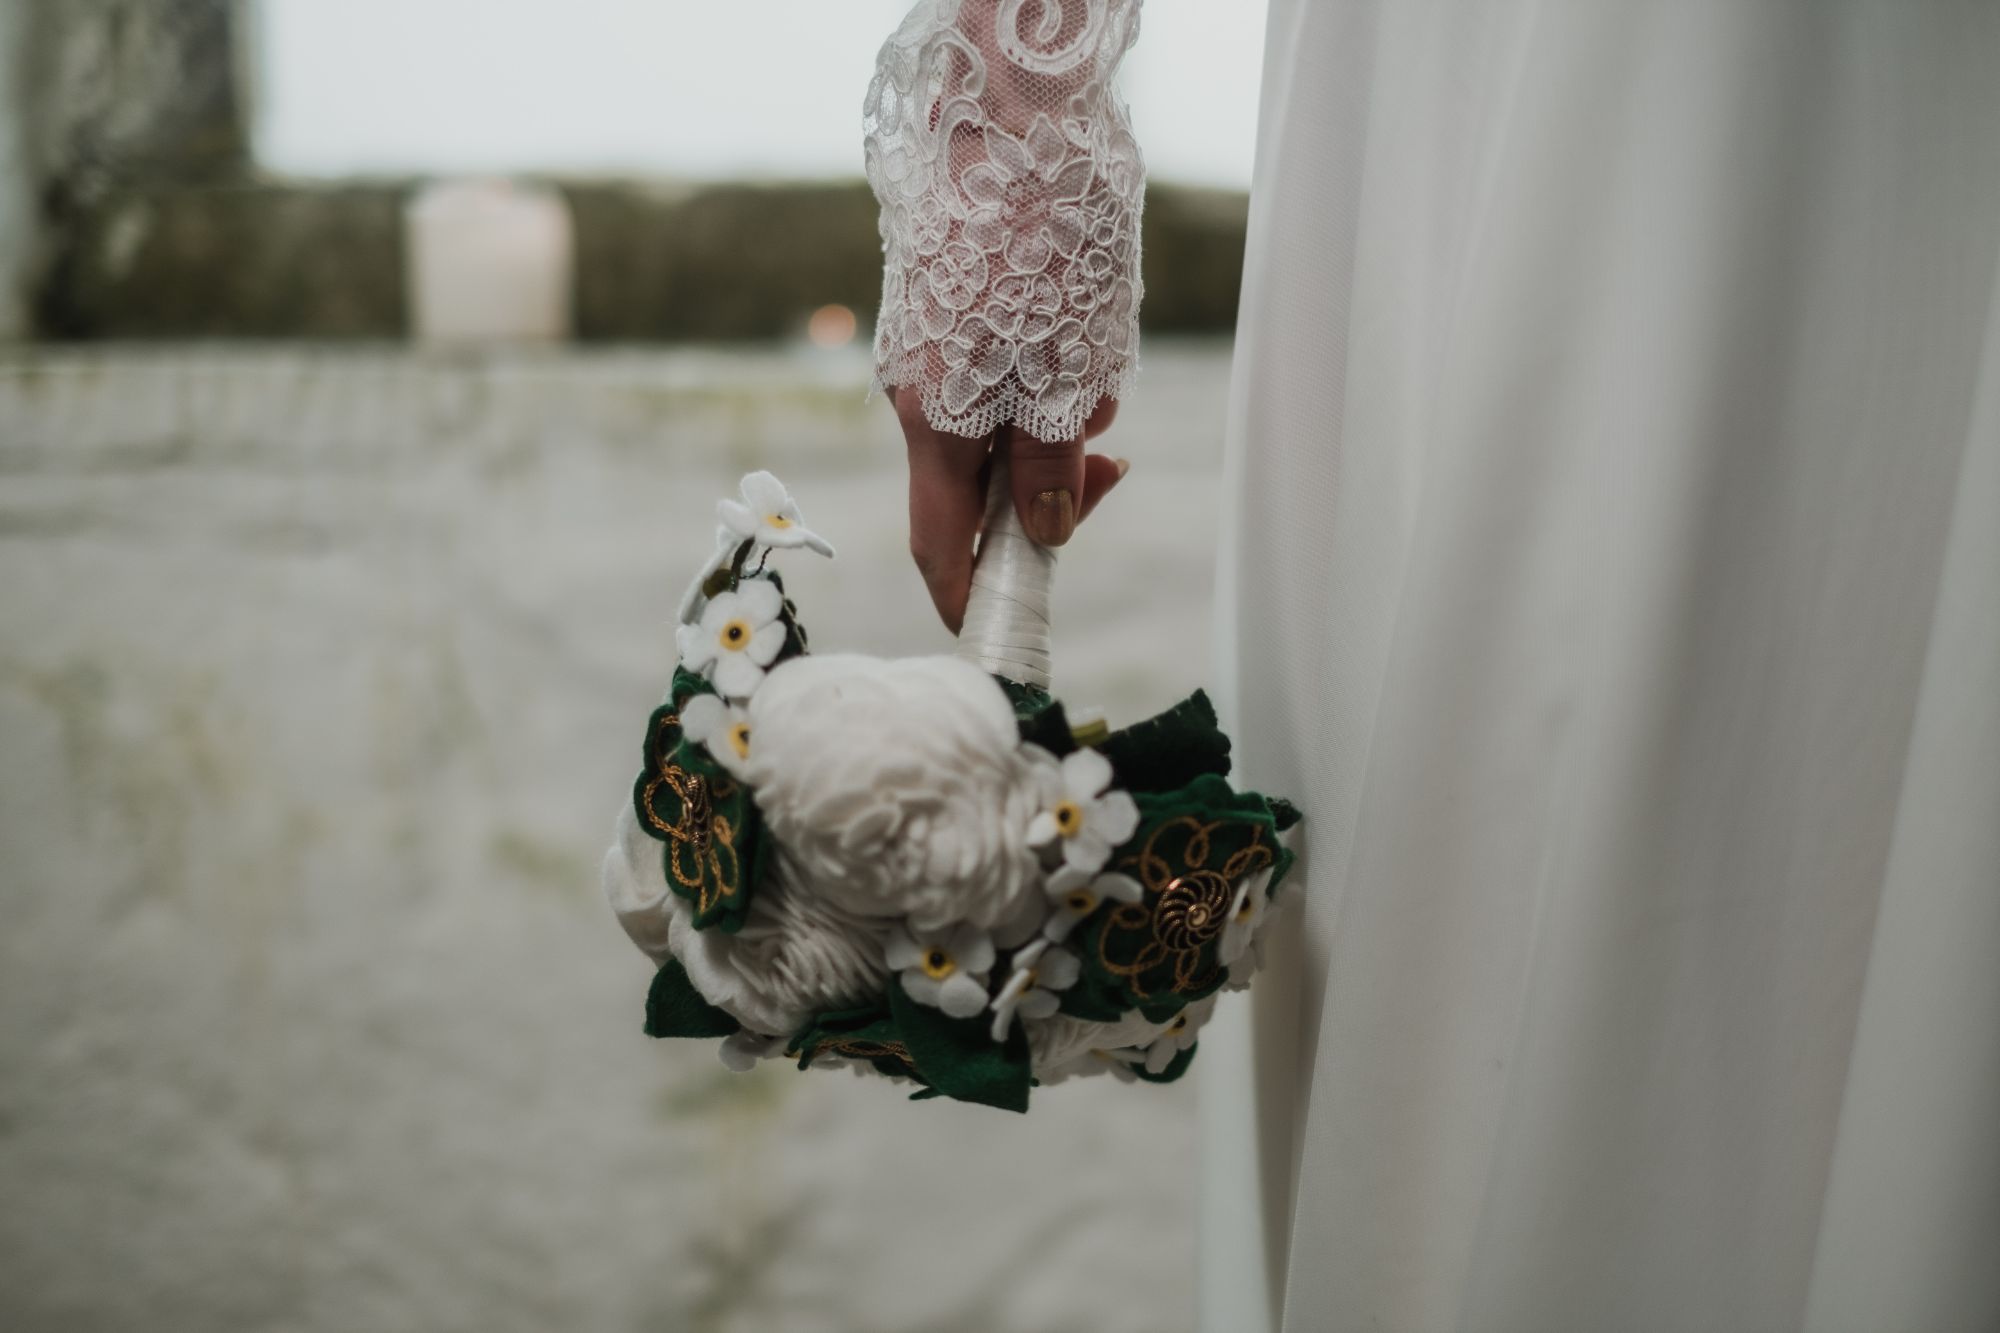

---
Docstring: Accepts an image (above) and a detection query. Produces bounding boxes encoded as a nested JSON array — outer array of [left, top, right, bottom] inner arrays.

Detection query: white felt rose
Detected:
[[742, 654, 1050, 933], [887, 921, 995, 1018], [1042, 864, 1143, 942], [679, 579, 788, 698], [988, 938, 1081, 1041], [718, 470, 835, 558], [1025, 746, 1140, 874]]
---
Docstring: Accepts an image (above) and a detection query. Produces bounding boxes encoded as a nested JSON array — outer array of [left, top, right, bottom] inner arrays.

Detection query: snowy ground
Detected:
[[0, 340, 1235, 1333]]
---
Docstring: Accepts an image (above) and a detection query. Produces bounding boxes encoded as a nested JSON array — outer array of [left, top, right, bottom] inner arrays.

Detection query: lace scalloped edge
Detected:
[[872, 358, 1140, 444]]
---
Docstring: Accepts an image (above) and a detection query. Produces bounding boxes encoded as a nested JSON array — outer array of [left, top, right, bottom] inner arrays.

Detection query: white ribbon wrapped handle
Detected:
[[956, 456, 1056, 690]]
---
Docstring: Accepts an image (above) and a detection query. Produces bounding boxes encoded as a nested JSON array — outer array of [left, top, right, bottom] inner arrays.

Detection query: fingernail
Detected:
[[1114, 457, 1131, 480], [1028, 488, 1077, 546]]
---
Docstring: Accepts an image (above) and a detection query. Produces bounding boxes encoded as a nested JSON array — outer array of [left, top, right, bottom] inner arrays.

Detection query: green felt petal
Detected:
[[889, 980, 1033, 1113], [1099, 689, 1233, 793], [644, 959, 741, 1038]]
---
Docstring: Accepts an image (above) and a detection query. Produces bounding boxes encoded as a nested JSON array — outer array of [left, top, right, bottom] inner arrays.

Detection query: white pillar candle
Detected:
[[405, 178, 573, 345]]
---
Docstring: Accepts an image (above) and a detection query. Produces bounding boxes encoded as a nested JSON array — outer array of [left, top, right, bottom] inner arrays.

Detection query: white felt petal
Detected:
[[1018, 989, 1061, 1021], [1026, 810, 1060, 848], [951, 924, 996, 973], [901, 970, 943, 1009], [717, 498, 761, 538], [747, 620, 789, 666], [740, 470, 790, 512], [884, 929, 924, 971], [1096, 871, 1144, 903], [678, 693, 725, 743], [938, 970, 989, 1018], [1041, 911, 1081, 942], [1046, 863, 1093, 896], [1061, 747, 1113, 800], [1039, 948, 1081, 990], [679, 632, 719, 672], [1144, 1041, 1176, 1076], [1062, 827, 1111, 874], [710, 653, 766, 700], [1093, 789, 1140, 845], [736, 578, 784, 621]]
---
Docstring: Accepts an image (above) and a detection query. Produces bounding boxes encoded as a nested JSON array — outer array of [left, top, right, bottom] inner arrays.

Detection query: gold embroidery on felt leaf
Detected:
[[1098, 816, 1278, 998], [641, 712, 745, 918]]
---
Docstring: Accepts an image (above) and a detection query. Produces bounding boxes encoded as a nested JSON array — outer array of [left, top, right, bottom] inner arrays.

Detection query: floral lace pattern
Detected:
[[865, 0, 1146, 443]]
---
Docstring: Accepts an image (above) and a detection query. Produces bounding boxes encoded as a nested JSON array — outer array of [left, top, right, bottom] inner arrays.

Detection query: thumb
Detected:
[[1002, 425, 1086, 547]]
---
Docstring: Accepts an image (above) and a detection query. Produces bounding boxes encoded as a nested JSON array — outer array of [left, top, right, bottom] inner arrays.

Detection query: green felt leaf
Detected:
[[669, 667, 716, 710], [644, 959, 741, 1038], [631, 704, 765, 934], [1067, 774, 1291, 1014], [991, 676, 1076, 755], [889, 980, 1033, 1113], [1056, 968, 1134, 1023], [1134, 1042, 1199, 1084], [786, 1004, 925, 1083], [1017, 697, 1075, 757], [1099, 689, 1233, 793], [995, 677, 1053, 716], [1268, 797, 1302, 832]]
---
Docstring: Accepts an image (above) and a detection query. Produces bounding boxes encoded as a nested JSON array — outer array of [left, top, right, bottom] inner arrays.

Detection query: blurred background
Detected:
[[0, 2, 1263, 1329]]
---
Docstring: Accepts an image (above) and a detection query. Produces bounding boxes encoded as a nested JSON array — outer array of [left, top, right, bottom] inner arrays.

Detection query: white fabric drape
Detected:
[[1205, 3, 2000, 1330]]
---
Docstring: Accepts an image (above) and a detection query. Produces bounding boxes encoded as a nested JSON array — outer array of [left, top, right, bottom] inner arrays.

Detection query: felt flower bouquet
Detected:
[[602, 470, 1299, 1111]]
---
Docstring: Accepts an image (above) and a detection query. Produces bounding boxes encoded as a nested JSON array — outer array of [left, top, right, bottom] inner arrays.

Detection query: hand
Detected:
[[894, 387, 1129, 634]]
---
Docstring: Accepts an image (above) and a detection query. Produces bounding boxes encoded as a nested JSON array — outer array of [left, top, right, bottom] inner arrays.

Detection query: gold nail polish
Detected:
[[1029, 489, 1077, 546]]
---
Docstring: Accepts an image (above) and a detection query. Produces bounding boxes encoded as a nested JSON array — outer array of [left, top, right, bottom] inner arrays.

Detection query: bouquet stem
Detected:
[[956, 455, 1055, 690]]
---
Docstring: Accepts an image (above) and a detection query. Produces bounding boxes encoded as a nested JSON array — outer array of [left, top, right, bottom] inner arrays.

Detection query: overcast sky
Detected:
[[249, 1, 1267, 188]]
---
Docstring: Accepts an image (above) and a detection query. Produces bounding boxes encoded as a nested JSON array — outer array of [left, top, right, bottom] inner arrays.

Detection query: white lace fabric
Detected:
[[865, 0, 1146, 443]]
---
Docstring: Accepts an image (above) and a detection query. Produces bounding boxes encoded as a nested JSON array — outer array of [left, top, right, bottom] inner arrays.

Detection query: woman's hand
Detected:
[[893, 387, 1128, 634]]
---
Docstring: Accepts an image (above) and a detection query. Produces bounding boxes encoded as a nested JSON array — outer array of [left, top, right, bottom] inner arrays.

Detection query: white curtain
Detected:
[[1203, 2, 2000, 1329]]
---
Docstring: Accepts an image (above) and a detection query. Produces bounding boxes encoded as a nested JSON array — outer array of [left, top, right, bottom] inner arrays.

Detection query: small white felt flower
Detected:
[[718, 471, 835, 558], [1025, 746, 1140, 875], [678, 693, 753, 777], [886, 921, 995, 1018], [718, 1031, 786, 1072], [680, 579, 788, 698], [1218, 867, 1275, 966], [1042, 864, 1143, 941], [988, 938, 1081, 1041], [1142, 997, 1216, 1075]]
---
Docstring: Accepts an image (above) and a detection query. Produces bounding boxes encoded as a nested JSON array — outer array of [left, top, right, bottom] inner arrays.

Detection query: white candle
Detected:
[[405, 178, 573, 344]]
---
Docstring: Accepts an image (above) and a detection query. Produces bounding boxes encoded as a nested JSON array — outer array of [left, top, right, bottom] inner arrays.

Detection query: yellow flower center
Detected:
[[720, 618, 751, 651], [1020, 968, 1040, 991], [726, 721, 751, 760], [921, 949, 956, 980], [1064, 890, 1097, 914], [765, 513, 793, 529], [1236, 895, 1256, 922], [1168, 1015, 1188, 1035], [1052, 799, 1083, 837]]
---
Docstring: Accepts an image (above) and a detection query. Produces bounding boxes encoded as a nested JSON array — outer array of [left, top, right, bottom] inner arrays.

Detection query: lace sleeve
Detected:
[[864, 0, 1145, 443]]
